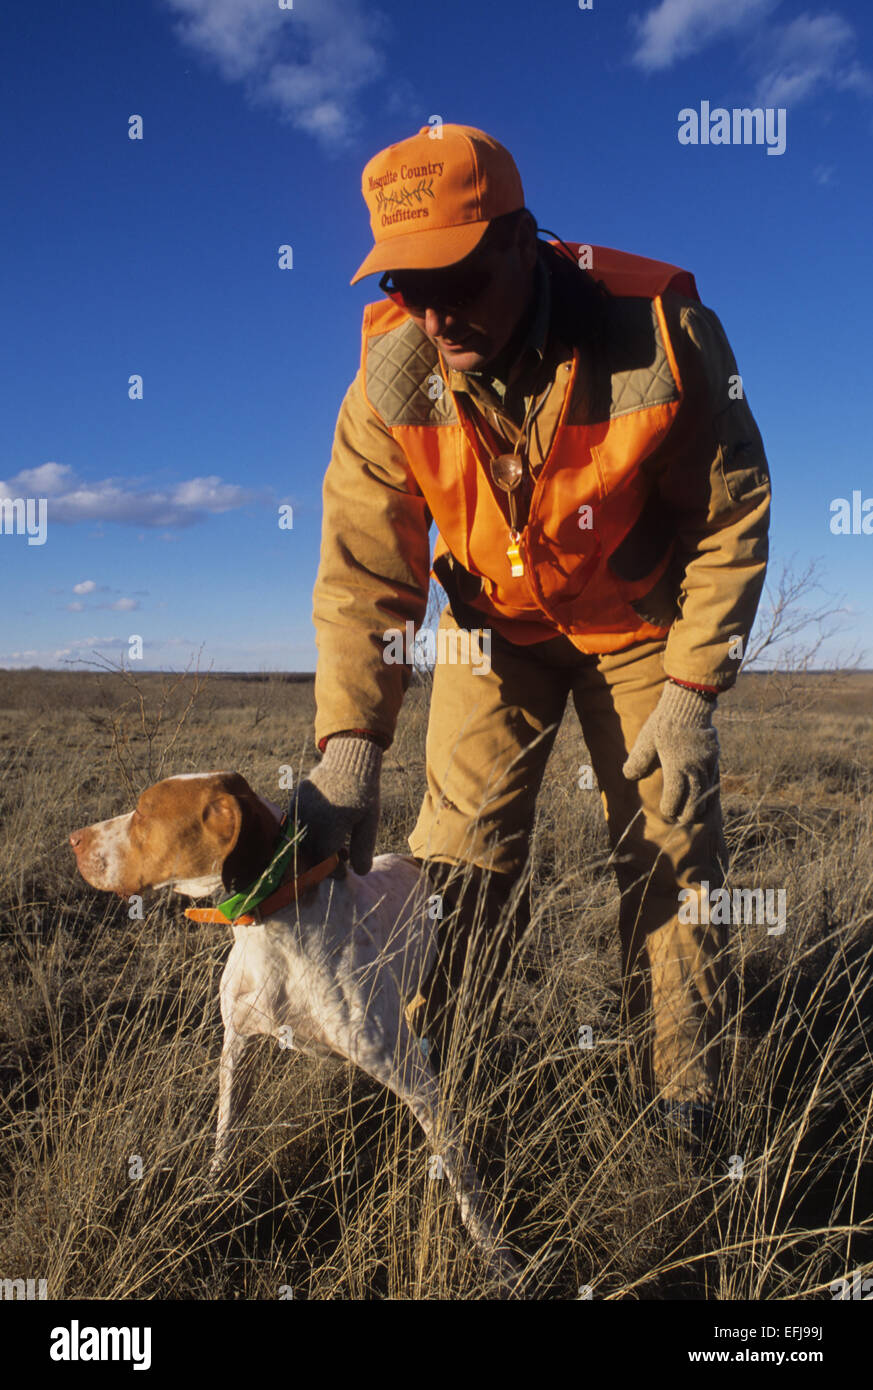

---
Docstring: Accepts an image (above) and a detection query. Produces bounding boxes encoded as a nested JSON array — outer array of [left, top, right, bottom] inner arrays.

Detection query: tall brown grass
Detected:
[[0, 666, 871, 1298]]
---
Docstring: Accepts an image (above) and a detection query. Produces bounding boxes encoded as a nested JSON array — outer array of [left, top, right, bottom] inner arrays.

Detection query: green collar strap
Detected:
[[216, 814, 306, 922]]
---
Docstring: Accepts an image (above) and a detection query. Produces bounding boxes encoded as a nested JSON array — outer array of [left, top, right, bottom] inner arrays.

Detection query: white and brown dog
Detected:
[[69, 771, 519, 1285]]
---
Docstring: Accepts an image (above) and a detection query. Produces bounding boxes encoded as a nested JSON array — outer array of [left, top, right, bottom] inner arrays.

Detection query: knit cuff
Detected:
[[320, 734, 383, 779], [661, 680, 717, 726]]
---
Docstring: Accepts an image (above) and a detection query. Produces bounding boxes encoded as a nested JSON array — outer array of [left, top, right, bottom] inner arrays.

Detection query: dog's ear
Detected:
[[202, 783, 278, 892]]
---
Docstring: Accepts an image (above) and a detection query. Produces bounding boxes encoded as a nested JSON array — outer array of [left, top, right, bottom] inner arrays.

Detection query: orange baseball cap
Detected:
[[351, 124, 525, 284]]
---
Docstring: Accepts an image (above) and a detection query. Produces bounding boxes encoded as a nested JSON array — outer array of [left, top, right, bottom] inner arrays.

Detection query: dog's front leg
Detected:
[[210, 1028, 259, 1177]]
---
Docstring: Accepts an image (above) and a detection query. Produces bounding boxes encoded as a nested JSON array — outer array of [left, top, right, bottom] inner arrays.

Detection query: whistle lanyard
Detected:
[[463, 383, 551, 578]]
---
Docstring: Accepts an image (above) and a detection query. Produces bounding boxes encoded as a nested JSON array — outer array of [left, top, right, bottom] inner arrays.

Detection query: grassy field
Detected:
[[0, 662, 871, 1300]]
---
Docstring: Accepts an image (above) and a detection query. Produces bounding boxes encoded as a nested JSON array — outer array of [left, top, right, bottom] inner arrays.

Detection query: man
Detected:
[[294, 124, 771, 1140]]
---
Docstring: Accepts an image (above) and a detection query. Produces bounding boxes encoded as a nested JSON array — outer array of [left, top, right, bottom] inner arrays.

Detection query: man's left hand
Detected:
[[622, 681, 720, 825]]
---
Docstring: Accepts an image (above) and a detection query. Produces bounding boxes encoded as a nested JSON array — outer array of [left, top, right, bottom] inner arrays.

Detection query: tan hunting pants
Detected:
[[409, 605, 730, 1104]]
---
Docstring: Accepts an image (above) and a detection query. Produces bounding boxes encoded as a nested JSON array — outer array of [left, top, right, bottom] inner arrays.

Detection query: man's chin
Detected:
[[436, 341, 491, 373]]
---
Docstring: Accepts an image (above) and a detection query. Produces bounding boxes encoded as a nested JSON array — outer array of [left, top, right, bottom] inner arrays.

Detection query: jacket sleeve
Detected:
[[312, 367, 431, 750], [657, 296, 771, 693]]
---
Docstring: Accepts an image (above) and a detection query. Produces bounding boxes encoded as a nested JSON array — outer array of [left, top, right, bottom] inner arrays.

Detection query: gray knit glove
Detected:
[[622, 682, 720, 825], [292, 736, 383, 873]]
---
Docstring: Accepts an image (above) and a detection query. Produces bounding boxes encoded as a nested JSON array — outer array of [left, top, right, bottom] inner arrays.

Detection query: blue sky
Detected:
[[2, 0, 872, 672]]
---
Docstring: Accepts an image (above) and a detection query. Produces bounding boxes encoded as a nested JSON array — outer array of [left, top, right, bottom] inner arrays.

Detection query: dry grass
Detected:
[[1, 665, 872, 1299]]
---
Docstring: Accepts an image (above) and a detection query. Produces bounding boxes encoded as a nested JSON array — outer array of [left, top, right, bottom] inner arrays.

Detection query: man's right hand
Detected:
[[292, 735, 383, 874]]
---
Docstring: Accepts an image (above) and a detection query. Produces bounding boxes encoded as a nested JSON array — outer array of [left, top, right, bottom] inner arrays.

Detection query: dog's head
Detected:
[[69, 772, 300, 899]]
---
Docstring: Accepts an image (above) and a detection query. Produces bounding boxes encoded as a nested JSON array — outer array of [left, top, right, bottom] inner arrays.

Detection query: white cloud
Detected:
[[752, 12, 872, 106], [837, 62, 873, 97], [65, 582, 145, 612], [5, 461, 72, 494], [172, 476, 252, 510], [0, 633, 317, 671], [630, 1, 872, 108], [0, 637, 128, 667], [163, 0, 388, 148], [630, 0, 777, 71], [0, 462, 257, 528]]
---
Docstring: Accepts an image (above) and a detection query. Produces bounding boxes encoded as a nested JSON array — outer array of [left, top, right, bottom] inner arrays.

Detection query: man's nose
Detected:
[[424, 307, 452, 338], [425, 307, 467, 339]]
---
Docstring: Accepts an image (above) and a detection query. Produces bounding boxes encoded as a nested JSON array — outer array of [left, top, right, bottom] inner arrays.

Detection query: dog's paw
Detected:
[[207, 1155, 231, 1185]]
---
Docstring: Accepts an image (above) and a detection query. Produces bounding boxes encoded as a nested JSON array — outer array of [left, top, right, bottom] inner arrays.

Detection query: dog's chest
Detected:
[[220, 929, 339, 1050], [217, 857, 432, 1055]]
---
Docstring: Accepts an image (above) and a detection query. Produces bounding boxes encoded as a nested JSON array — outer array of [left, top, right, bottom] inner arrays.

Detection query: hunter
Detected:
[[295, 124, 771, 1141]]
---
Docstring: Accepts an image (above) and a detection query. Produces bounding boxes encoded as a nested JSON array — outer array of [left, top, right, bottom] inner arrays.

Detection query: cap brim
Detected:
[[350, 219, 490, 285]]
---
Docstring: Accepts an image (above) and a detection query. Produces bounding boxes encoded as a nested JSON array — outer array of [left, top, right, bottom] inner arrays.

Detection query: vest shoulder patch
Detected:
[[365, 318, 458, 427], [571, 296, 680, 424]]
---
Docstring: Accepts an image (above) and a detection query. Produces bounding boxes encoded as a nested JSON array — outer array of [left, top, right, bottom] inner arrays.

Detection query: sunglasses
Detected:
[[379, 265, 493, 315]]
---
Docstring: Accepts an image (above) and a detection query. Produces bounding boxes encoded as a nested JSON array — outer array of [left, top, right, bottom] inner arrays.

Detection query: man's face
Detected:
[[383, 215, 538, 373]]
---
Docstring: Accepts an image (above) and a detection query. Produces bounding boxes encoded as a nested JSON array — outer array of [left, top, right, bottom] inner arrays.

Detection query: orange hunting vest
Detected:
[[361, 243, 700, 654]]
